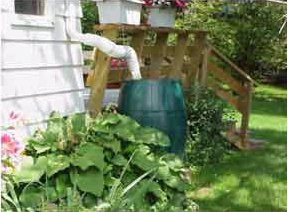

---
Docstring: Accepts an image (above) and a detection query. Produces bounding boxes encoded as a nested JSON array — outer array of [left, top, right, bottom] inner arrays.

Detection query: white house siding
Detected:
[[1, 0, 85, 134]]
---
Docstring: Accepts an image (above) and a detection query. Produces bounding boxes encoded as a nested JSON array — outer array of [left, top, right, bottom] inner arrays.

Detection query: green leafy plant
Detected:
[[185, 86, 234, 166], [6, 111, 196, 211]]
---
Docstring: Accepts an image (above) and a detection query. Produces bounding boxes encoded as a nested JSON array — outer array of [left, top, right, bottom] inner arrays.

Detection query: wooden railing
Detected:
[[85, 24, 255, 148], [205, 44, 255, 148]]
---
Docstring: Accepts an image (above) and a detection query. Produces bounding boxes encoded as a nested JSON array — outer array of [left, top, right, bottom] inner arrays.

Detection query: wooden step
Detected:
[[224, 126, 265, 150]]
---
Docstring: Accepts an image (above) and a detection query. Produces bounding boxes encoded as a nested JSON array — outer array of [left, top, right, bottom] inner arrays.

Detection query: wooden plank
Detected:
[[170, 34, 189, 79], [88, 30, 118, 116], [207, 79, 243, 113], [107, 68, 129, 83], [149, 32, 169, 79], [95, 24, 148, 32], [86, 48, 100, 86], [208, 61, 248, 96], [2, 42, 83, 69], [209, 44, 257, 85], [143, 46, 190, 58], [239, 82, 253, 147], [183, 31, 207, 89], [130, 30, 146, 78], [2, 66, 84, 99], [94, 24, 207, 34], [2, 15, 82, 41], [1, 90, 85, 126], [199, 45, 211, 85]]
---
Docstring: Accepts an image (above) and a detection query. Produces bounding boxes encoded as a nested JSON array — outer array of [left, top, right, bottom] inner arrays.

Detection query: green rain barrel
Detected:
[[118, 79, 187, 155]]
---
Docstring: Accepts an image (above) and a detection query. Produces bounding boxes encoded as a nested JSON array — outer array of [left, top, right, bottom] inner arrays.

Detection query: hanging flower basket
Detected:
[[148, 6, 176, 27], [94, 0, 144, 25]]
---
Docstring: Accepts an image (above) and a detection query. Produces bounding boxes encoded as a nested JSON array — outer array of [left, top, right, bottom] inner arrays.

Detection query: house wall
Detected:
[[1, 0, 85, 134]]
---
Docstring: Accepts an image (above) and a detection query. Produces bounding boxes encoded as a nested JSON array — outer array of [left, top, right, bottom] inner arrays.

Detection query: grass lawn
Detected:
[[189, 84, 287, 212]]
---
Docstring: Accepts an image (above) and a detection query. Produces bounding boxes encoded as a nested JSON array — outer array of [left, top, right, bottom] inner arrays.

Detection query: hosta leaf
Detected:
[[56, 173, 71, 198], [75, 168, 104, 196], [46, 154, 70, 177], [111, 154, 128, 166], [46, 112, 66, 143], [156, 165, 171, 181], [14, 156, 47, 183], [132, 149, 159, 171], [46, 186, 58, 202], [28, 137, 51, 154], [161, 154, 183, 172], [19, 185, 45, 208], [135, 127, 170, 147], [71, 143, 105, 171], [125, 180, 163, 209], [71, 113, 87, 134], [101, 139, 121, 153], [101, 113, 122, 125], [164, 175, 187, 192]]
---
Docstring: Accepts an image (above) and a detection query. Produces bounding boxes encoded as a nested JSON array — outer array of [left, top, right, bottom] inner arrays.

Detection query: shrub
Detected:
[[185, 86, 234, 166], [2, 111, 197, 212]]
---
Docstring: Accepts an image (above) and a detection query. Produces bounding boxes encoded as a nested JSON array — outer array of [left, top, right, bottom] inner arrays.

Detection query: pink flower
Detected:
[[1, 133, 24, 157], [175, 0, 187, 8]]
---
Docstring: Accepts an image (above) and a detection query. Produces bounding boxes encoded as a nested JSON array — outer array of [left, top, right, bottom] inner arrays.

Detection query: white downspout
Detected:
[[65, 0, 141, 80]]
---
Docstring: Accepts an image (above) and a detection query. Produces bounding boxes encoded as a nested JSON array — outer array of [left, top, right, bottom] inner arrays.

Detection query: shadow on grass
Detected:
[[191, 128, 286, 212]]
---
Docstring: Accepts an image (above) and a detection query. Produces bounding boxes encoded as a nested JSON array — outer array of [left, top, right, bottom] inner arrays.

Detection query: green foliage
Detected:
[[185, 86, 233, 166], [4, 112, 196, 211], [81, 1, 99, 34], [177, 1, 286, 79]]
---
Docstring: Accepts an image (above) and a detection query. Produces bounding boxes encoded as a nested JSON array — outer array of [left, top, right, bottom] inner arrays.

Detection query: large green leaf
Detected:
[[131, 148, 159, 171], [156, 165, 171, 181], [71, 113, 87, 134], [134, 127, 170, 147], [46, 186, 58, 202], [71, 143, 105, 171], [56, 173, 71, 198], [161, 154, 184, 172], [13, 156, 47, 183], [75, 168, 104, 196], [100, 139, 121, 154], [45, 112, 66, 144], [27, 137, 51, 154], [46, 154, 70, 177], [163, 175, 187, 192], [125, 180, 165, 209], [19, 185, 45, 208], [111, 154, 128, 166], [100, 113, 122, 126], [66, 113, 87, 144]]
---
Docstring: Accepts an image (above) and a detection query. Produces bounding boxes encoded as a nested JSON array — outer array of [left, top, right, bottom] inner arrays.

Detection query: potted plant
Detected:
[[144, 0, 189, 27], [94, 0, 144, 25]]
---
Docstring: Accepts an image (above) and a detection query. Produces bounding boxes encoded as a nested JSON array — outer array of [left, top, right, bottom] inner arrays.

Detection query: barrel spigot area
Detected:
[[118, 79, 187, 155]]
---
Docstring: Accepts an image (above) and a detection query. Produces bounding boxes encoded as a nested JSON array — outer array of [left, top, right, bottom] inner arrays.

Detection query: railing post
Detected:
[[149, 32, 169, 79], [199, 44, 211, 86], [183, 31, 207, 89], [170, 33, 189, 79], [240, 82, 253, 148]]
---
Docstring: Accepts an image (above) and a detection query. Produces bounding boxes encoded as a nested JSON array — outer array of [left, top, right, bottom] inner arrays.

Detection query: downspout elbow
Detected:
[[65, 13, 141, 80]]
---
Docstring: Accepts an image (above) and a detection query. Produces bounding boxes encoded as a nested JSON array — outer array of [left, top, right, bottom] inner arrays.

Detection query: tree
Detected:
[[177, 1, 286, 79]]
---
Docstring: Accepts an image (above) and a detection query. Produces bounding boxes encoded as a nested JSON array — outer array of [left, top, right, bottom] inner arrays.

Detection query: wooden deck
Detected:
[[83, 24, 256, 149]]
